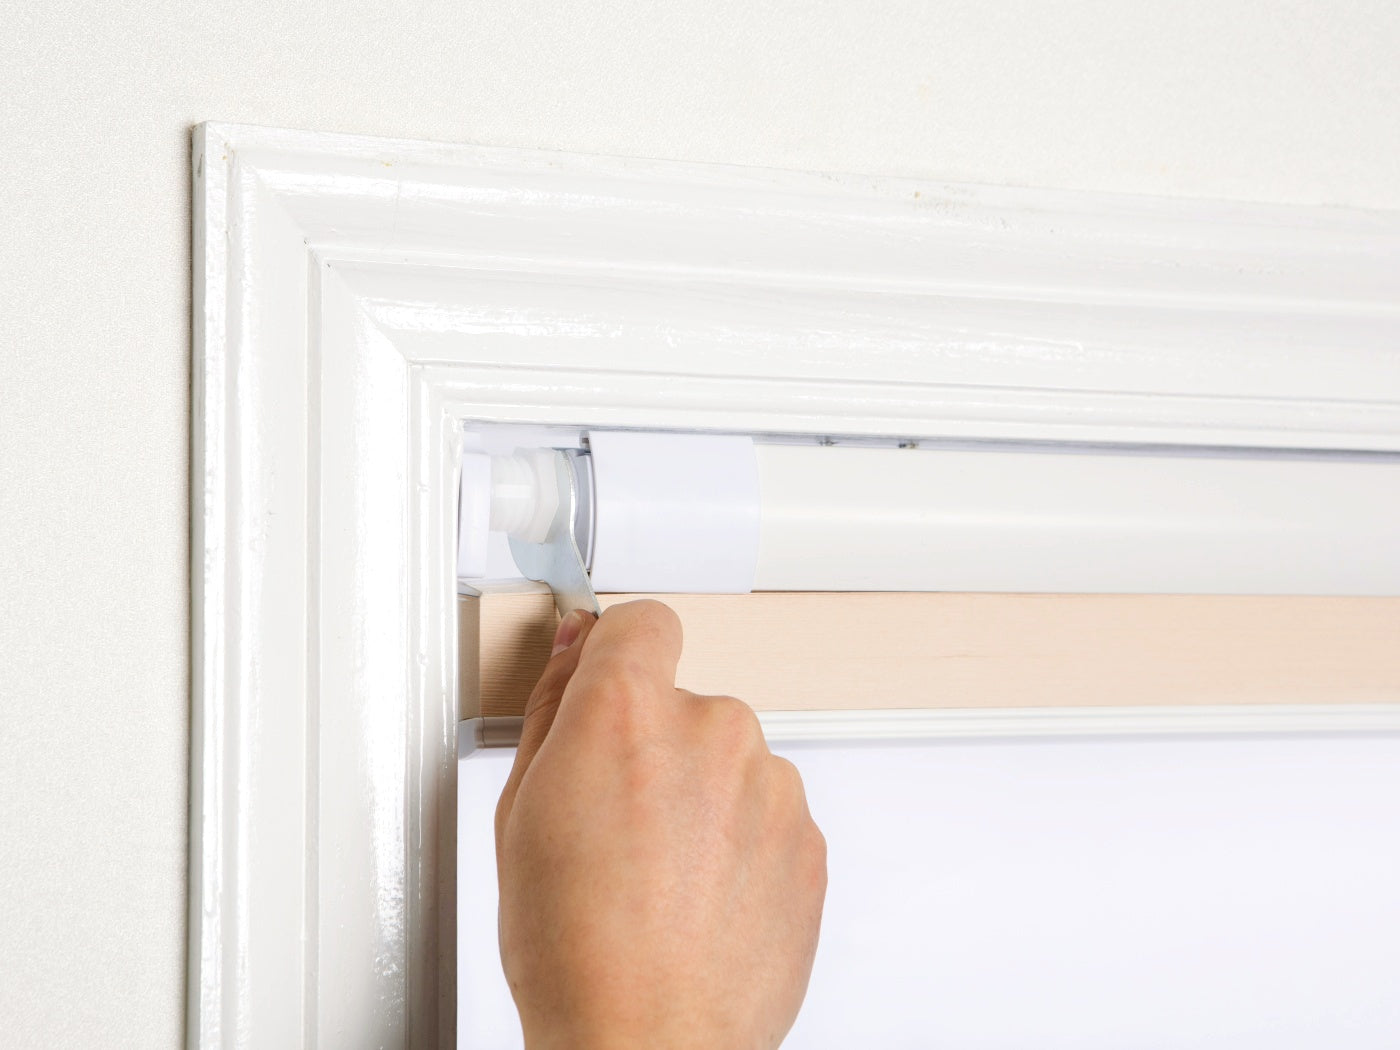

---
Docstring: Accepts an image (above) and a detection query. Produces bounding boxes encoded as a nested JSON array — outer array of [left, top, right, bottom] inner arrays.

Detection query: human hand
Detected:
[[495, 600, 827, 1050]]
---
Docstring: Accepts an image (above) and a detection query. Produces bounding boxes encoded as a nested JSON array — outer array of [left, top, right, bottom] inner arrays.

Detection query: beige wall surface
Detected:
[[2, 1, 1397, 1046]]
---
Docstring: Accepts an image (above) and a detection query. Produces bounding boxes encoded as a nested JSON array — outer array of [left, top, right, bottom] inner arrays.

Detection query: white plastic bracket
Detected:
[[506, 449, 601, 618]]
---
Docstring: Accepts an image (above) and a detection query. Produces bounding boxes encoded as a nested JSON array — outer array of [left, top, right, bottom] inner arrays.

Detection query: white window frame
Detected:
[[191, 122, 1400, 1049]]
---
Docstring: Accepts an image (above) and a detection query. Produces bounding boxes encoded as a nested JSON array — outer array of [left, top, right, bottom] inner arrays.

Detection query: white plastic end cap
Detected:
[[489, 449, 561, 544]]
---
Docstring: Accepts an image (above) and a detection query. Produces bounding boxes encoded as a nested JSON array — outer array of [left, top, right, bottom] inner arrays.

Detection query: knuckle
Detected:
[[601, 665, 657, 712], [770, 754, 804, 786], [619, 597, 682, 632], [764, 758, 827, 887], [599, 598, 682, 649], [808, 827, 829, 893], [493, 792, 513, 844], [570, 667, 657, 737], [769, 756, 814, 816], [702, 694, 765, 751], [809, 821, 828, 867]]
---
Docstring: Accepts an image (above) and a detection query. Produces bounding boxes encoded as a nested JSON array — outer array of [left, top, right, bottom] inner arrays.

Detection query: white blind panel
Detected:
[[460, 730, 1400, 1049]]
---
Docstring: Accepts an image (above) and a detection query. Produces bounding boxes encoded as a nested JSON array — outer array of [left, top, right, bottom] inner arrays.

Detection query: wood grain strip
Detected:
[[459, 586, 1400, 718]]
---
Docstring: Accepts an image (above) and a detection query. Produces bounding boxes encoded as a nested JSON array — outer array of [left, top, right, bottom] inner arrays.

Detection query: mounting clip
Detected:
[[505, 449, 601, 618]]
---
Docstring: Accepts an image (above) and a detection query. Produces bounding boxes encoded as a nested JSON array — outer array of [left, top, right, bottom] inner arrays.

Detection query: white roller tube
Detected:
[[752, 444, 1400, 594], [466, 432, 1400, 595]]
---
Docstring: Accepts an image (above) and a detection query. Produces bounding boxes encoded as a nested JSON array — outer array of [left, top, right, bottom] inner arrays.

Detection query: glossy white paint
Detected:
[[193, 122, 1400, 1049]]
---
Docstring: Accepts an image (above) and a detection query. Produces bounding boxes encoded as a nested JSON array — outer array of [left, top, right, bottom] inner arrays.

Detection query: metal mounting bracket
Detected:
[[507, 449, 601, 618]]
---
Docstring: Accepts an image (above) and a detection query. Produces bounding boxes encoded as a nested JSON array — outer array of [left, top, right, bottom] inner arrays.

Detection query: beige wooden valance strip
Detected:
[[460, 585, 1400, 719]]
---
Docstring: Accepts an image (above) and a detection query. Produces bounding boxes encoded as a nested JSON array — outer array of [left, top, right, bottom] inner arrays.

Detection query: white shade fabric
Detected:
[[460, 728, 1400, 1049]]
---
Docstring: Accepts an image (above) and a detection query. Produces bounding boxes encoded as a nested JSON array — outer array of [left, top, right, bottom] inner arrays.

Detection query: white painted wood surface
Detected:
[[192, 122, 1400, 1048]]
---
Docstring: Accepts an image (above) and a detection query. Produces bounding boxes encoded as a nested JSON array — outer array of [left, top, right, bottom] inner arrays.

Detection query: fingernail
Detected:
[[551, 609, 588, 657]]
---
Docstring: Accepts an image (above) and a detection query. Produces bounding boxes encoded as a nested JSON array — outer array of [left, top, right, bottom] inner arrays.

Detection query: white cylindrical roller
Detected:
[[753, 444, 1400, 594], [463, 433, 1400, 594]]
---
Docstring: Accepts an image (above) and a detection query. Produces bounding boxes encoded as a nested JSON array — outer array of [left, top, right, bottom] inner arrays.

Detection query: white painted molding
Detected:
[[191, 122, 1400, 1050]]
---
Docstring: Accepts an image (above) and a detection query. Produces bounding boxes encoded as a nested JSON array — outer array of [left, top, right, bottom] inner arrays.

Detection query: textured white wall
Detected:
[[2, 1, 1397, 1046]]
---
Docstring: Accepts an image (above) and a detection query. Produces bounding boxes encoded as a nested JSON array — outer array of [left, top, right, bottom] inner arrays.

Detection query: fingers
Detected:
[[566, 599, 684, 703], [499, 600, 684, 831], [499, 608, 597, 814]]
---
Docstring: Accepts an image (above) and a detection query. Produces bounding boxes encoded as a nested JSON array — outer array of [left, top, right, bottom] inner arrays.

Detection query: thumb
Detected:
[[498, 609, 596, 817]]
